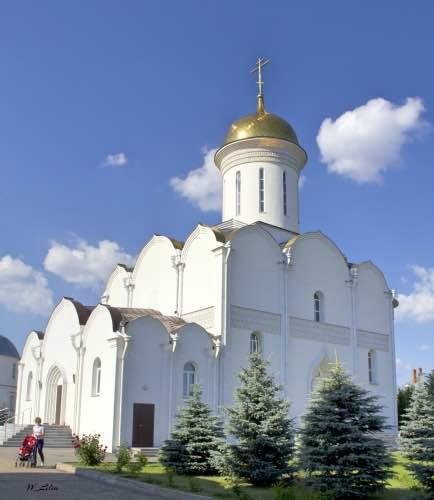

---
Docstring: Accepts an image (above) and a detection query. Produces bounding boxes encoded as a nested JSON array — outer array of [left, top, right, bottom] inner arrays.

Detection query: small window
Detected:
[[236, 171, 241, 216], [250, 332, 261, 354], [368, 350, 377, 384], [183, 362, 197, 398], [314, 292, 323, 322], [92, 358, 102, 396], [12, 363, 16, 380], [259, 168, 265, 212], [26, 372, 33, 401], [283, 171, 287, 216]]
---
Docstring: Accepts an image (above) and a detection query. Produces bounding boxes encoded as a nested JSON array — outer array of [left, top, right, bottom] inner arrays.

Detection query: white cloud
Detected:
[[170, 148, 221, 211], [396, 357, 412, 385], [396, 265, 434, 323], [317, 97, 425, 183], [44, 239, 135, 287], [299, 175, 306, 189], [102, 152, 128, 167], [0, 255, 53, 315], [417, 344, 432, 352]]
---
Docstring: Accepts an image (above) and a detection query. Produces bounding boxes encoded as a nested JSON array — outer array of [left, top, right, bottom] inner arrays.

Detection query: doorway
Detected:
[[132, 403, 155, 447], [55, 385, 63, 424]]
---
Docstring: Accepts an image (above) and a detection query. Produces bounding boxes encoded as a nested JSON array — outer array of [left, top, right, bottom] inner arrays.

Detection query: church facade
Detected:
[[16, 77, 398, 451]]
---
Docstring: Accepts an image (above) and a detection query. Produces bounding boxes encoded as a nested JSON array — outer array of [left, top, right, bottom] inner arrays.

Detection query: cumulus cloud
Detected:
[[102, 152, 128, 167], [0, 255, 53, 315], [44, 238, 135, 287], [396, 265, 434, 323], [317, 97, 425, 183], [170, 148, 221, 211]]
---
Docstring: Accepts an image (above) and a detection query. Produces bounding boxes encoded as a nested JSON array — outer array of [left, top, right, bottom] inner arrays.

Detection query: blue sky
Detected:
[[1, 1, 433, 385]]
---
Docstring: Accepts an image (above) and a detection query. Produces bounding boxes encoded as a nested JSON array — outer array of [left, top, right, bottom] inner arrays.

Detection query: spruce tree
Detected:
[[398, 385, 415, 428], [400, 381, 434, 495], [425, 369, 434, 400], [159, 384, 224, 475], [223, 353, 295, 486], [298, 362, 392, 499]]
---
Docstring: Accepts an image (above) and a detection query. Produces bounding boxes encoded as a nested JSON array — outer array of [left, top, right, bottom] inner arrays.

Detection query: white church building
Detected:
[[16, 70, 398, 451]]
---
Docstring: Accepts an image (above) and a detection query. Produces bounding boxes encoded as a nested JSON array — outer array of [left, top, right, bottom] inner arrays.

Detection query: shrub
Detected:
[[125, 451, 148, 474], [115, 444, 132, 473], [72, 433, 107, 466]]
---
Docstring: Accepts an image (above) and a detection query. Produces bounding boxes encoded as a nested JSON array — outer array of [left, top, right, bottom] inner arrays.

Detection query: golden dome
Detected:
[[223, 95, 299, 146]]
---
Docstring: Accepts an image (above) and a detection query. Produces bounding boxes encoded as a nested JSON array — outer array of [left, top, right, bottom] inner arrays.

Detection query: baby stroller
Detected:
[[15, 435, 37, 467]]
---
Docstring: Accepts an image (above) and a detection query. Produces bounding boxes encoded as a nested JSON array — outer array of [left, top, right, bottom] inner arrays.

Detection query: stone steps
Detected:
[[0, 425, 73, 448]]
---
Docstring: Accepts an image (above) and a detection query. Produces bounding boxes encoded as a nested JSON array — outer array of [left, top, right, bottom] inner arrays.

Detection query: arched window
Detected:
[[12, 363, 16, 380], [183, 362, 197, 398], [314, 291, 323, 322], [311, 357, 331, 392], [26, 371, 33, 401], [92, 358, 102, 396], [250, 332, 261, 354], [368, 350, 377, 384], [259, 168, 265, 213], [235, 171, 241, 216]]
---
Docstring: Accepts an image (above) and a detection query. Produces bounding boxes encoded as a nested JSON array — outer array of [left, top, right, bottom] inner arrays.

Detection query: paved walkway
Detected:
[[0, 447, 159, 500]]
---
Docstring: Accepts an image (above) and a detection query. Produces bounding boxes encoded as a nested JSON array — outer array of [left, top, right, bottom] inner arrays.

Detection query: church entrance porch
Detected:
[[132, 403, 154, 447], [44, 366, 67, 425]]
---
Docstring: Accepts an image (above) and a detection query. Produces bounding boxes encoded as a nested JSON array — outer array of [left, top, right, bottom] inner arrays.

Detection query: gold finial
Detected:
[[250, 57, 270, 114]]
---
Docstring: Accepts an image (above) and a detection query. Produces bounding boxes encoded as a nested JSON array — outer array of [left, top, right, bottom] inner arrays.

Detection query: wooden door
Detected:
[[132, 403, 154, 447], [55, 385, 62, 425]]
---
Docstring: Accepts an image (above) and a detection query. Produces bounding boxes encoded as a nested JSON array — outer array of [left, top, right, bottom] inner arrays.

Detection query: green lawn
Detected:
[[84, 452, 426, 499]]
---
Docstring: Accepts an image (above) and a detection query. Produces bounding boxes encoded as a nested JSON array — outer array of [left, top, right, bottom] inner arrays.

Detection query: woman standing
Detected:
[[32, 417, 45, 466]]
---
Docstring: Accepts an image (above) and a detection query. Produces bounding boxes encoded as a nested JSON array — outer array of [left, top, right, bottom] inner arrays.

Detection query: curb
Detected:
[[56, 463, 211, 500]]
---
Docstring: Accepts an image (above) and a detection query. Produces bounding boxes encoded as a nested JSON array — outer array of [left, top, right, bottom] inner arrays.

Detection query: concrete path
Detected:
[[0, 447, 162, 500]]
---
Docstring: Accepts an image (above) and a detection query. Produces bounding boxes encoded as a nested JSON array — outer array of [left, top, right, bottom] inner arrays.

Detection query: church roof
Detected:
[[63, 297, 95, 325], [104, 306, 187, 334], [0, 335, 19, 358]]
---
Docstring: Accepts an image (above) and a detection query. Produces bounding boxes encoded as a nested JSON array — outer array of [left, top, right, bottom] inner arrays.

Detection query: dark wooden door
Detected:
[[55, 385, 62, 424], [132, 403, 154, 447]]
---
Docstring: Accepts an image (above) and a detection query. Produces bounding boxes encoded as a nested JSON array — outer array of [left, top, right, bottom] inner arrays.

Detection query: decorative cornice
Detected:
[[231, 305, 281, 335]]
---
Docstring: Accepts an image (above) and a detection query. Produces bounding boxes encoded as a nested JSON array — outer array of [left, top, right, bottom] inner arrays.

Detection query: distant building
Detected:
[[16, 62, 398, 451], [0, 335, 19, 419]]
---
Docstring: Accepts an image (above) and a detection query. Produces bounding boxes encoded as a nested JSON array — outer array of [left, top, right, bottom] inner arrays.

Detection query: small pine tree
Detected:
[[159, 384, 224, 475], [223, 353, 295, 486], [298, 362, 392, 499], [400, 381, 434, 495]]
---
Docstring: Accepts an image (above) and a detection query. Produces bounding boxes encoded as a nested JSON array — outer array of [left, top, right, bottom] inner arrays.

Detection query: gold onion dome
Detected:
[[223, 95, 299, 146]]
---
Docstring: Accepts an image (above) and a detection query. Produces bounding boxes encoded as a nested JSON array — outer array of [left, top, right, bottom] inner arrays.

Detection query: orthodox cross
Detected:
[[250, 57, 270, 97]]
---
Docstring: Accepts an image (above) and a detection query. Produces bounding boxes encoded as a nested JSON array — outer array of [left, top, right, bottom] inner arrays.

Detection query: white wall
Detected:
[[132, 236, 178, 315]]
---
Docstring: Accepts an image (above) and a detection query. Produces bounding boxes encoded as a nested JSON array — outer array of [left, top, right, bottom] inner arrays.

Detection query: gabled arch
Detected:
[[289, 231, 349, 270], [229, 222, 283, 260], [102, 264, 131, 306], [181, 224, 224, 262], [357, 260, 390, 291], [21, 330, 44, 363], [132, 235, 183, 284], [42, 298, 94, 350]]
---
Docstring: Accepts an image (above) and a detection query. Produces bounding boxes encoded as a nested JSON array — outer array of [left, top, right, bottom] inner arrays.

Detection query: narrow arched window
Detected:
[[283, 171, 287, 216], [12, 363, 16, 380], [259, 168, 265, 212], [368, 350, 377, 384], [92, 358, 102, 396], [183, 362, 197, 398], [26, 371, 33, 401], [314, 291, 323, 322], [250, 332, 261, 354], [235, 171, 241, 216]]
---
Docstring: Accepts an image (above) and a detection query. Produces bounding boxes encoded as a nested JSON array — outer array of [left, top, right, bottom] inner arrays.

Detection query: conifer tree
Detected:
[[222, 353, 295, 486], [398, 384, 414, 428], [298, 362, 392, 499], [159, 384, 224, 475], [425, 369, 434, 399], [400, 381, 434, 495]]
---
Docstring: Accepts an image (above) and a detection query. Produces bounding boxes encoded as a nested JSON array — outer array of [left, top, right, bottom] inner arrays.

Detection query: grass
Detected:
[[79, 452, 426, 499]]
